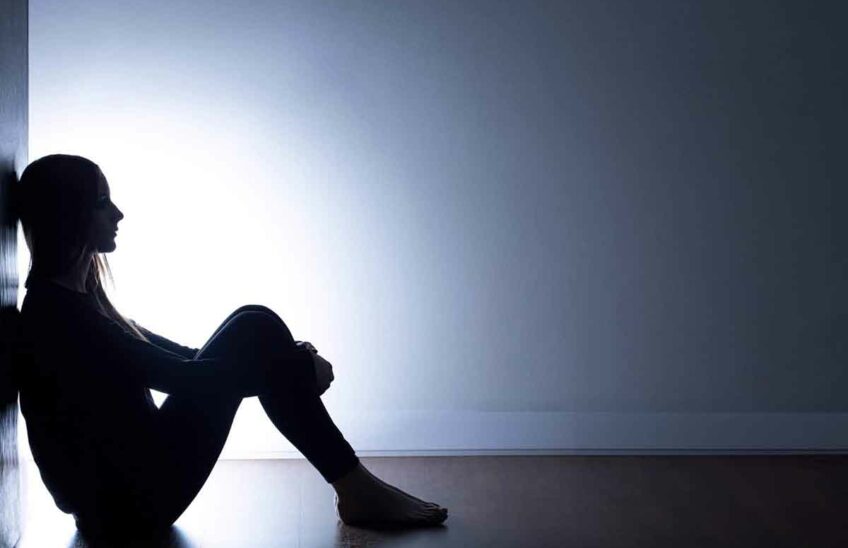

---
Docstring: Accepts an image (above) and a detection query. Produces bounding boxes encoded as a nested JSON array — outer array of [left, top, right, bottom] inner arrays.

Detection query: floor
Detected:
[[16, 455, 848, 547]]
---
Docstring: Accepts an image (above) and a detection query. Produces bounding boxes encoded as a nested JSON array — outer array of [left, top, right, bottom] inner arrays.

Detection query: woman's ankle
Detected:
[[331, 462, 369, 496]]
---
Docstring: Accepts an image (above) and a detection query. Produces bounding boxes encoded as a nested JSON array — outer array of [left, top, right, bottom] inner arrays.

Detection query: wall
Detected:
[[0, 0, 27, 541], [25, 0, 847, 455]]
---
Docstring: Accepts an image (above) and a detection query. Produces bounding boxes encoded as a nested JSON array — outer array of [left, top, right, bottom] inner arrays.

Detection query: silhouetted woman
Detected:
[[15, 154, 447, 543]]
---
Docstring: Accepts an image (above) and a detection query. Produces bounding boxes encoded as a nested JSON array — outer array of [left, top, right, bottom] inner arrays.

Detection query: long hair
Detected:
[[16, 154, 148, 342]]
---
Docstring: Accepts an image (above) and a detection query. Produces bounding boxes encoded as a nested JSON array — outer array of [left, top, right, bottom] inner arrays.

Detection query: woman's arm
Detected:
[[76, 311, 314, 398], [131, 321, 200, 359]]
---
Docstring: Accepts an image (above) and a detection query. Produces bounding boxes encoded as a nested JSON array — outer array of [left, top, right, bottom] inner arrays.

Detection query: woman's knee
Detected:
[[200, 311, 312, 391], [221, 310, 295, 348], [231, 304, 270, 315], [230, 304, 286, 327]]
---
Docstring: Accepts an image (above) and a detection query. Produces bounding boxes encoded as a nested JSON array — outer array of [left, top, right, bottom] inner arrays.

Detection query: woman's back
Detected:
[[18, 276, 165, 519]]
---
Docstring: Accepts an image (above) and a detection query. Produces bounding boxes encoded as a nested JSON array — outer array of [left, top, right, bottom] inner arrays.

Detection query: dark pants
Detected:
[[78, 305, 359, 543]]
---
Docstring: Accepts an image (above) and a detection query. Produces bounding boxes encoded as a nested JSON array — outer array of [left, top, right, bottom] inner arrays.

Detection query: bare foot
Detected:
[[332, 463, 448, 528]]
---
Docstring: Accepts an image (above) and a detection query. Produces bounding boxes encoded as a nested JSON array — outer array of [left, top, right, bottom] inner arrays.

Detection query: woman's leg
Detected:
[[195, 304, 282, 354], [232, 309, 449, 527], [151, 306, 359, 526], [149, 305, 445, 531], [241, 307, 361, 484]]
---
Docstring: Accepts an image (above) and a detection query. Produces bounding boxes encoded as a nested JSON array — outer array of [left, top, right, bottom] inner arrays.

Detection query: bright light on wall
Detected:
[[18, 102, 334, 457], [19, 83, 470, 456], [25, 0, 837, 459]]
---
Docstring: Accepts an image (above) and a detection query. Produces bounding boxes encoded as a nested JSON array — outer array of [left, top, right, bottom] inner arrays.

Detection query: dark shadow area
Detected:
[[67, 525, 196, 548], [1, 0, 28, 545], [0, 167, 22, 543]]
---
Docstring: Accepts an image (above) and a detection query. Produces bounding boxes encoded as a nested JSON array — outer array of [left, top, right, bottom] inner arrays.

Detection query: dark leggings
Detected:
[[82, 305, 360, 541]]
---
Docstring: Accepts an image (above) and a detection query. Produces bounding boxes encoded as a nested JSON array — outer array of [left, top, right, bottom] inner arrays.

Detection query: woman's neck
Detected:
[[47, 254, 93, 294], [45, 275, 87, 294]]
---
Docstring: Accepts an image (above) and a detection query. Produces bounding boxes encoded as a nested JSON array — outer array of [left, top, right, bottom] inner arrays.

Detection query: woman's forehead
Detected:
[[97, 170, 109, 192]]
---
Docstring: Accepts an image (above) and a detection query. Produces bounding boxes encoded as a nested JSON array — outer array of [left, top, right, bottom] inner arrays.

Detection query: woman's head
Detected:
[[18, 154, 123, 287], [17, 154, 145, 340]]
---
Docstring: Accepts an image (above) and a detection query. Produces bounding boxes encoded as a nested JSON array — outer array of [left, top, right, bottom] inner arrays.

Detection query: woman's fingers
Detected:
[[312, 354, 334, 394], [295, 340, 318, 354]]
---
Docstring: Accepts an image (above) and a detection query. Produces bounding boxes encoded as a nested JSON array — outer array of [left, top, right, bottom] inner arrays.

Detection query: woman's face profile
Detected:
[[87, 169, 124, 253]]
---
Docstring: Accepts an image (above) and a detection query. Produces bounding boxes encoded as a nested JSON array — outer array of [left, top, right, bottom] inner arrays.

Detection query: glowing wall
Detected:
[[23, 0, 847, 456]]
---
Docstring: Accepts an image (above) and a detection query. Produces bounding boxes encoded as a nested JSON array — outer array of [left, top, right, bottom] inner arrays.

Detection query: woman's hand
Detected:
[[295, 340, 318, 354], [297, 341, 333, 395], [312, 353, 334, 396]]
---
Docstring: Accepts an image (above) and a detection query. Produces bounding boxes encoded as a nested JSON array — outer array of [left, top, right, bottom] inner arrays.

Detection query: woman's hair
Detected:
[[16, 154, 148, 342]]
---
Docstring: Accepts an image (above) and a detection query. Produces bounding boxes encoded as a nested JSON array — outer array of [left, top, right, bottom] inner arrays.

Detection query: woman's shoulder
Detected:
[[23, 277, 91, 304], [20, 279, 95, 332], [22, 281, 71, 312]]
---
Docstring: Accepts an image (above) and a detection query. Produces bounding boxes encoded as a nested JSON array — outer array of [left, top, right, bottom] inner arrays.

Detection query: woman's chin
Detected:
[[98, 241, 117, 253]]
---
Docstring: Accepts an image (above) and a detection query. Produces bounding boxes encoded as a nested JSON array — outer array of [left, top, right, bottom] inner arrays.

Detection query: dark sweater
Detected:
[[16, 276, 313, 517]]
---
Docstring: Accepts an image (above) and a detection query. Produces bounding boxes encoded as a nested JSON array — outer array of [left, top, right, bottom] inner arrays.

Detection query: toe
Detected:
[[424, 507, 444, 519]]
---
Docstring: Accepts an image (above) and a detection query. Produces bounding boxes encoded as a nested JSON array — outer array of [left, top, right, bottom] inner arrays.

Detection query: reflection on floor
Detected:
[[18, 454, 848, 547]]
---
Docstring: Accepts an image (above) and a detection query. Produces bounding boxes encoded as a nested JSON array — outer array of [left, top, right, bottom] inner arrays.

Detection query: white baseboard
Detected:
[[215, 405, 848, 459]]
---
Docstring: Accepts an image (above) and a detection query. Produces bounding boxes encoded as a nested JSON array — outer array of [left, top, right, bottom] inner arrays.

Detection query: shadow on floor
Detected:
[[67, 526, 194, 548], [66, 521, 449, 548]]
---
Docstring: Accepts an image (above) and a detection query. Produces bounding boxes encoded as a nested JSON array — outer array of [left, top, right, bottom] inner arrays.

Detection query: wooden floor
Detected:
[[16, 454, 848, 547]]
